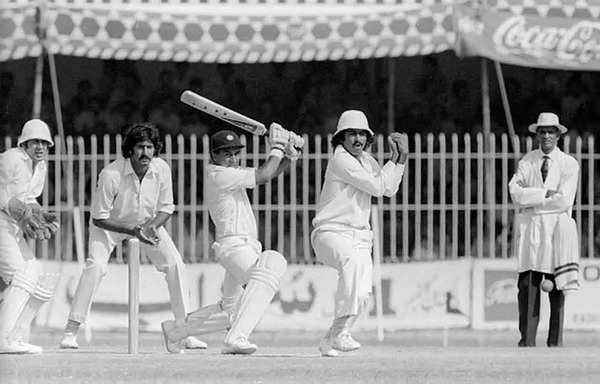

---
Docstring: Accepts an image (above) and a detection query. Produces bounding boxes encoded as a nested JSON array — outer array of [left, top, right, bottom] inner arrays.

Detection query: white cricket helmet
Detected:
[[17, 119, 54, 147], [333, 110, 374, 138]]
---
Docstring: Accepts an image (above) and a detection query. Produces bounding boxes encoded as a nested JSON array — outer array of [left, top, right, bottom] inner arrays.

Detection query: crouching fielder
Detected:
[[161, 125, 303, 354], [0, 119, 60, 354], [59, 122, 205, 351], [311, 110, 408, 357]]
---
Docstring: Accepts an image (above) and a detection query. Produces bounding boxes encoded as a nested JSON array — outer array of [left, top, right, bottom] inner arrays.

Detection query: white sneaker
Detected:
[[17, 341, 43, 354], [161, 320, 183, 354], [331, 331, 361, 352], [318, 336, 340, 357], [59, 333, 79, 349], [183, 336, 207, 350], [221, 338, 257, 355], [0, 340, 30, 354]]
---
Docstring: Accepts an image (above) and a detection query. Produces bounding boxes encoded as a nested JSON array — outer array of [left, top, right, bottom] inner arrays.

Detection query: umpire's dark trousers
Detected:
[[517, 270, 565, 347]]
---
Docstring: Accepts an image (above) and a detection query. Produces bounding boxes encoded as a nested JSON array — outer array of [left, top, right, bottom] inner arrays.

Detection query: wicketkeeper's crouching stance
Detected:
[[161, 124, 304, 354], [311, 110, 408, 357], [0, 119, 60, 354]]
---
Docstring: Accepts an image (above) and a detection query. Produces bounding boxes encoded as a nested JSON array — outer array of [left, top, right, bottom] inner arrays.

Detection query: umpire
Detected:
[[508, 112, 580, 347]]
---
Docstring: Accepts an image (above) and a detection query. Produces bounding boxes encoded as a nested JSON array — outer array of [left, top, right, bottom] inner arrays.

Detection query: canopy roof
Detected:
[[1, 0, 454, 62], [2, 0, 599, 63]]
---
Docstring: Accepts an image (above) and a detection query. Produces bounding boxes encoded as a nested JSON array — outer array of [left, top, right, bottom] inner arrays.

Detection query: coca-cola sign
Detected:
[[493, 16, 600, 63], [455, 5, 600, 71]]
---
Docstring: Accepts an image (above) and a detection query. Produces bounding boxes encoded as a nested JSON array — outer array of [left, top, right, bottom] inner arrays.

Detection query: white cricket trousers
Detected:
[[0, 217, 35, 284], [68, 225, 189, 324], [311, 228, 373, 319], [213, 236, 261, 309]]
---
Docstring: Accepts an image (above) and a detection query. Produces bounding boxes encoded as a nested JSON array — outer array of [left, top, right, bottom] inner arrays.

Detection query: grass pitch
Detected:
[[2, 328, 600, 383]]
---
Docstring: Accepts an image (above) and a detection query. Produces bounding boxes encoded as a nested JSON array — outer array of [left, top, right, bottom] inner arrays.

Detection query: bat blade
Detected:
[[180, 90, 267, 135]]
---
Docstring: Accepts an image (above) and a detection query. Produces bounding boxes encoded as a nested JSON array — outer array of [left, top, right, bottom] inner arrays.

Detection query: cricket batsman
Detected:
[[0, 119, 60, 354], [161, 124, 303, 354], [59, 122, 206, 350], [311, 110, 408, 357]]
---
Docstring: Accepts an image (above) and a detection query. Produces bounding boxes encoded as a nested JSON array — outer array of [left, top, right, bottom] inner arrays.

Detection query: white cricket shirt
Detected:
[[91, 157, 175, 226], [0, 147, 47, 219], [206, 163, 257, 241], [313, 145, 405, 231]]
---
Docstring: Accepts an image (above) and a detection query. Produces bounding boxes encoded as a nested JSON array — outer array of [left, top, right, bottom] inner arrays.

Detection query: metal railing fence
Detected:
[[4, 132, 598, 264]]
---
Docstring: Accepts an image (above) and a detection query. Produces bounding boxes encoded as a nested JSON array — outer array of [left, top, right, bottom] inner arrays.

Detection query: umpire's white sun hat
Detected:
[[333, 110, 374, 138], [528, 112, 568, 134]]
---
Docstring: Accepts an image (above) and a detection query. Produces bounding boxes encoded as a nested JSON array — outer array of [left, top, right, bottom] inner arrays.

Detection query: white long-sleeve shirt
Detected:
[[91, 157, 175, 226], [508, 147, 579, 272], [205, 163, 257, 241], [0, 147, 47, 223], [312, 146, 405, 231]]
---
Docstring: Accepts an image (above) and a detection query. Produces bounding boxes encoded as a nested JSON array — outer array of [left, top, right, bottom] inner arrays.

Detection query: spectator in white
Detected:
[[59, 122, 206, 351], [0, 119, 60, 354], [509, 112, 580, 347], [311, 110, 408, 357]]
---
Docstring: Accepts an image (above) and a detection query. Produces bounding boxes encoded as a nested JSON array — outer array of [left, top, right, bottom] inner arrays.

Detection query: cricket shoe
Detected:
[[183, 336, 208, 350], [331, 331, 361, 352], [0, 339, 30, 354], [59, 333, 79, 349], [221, 338, 257, 355], [161, 320, 184, 354], [318, 337, 340, 357], [16, 341, 43, 354]]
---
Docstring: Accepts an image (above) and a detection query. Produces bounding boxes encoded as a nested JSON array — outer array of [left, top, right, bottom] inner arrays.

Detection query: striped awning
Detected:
[[1, 0, 455, 62], [4, 0, 599, 63]]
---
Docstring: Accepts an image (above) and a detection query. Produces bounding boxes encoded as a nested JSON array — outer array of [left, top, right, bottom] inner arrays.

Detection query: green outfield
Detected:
[[2, 328, 600, 384]]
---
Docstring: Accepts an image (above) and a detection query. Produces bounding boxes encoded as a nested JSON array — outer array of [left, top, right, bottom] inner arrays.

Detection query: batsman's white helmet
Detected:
[[333, 110, 374, 138], [18, 119, 54, 147]]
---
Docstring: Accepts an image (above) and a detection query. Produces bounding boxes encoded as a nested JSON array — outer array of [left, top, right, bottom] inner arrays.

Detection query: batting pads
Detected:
[[11, 273, 60, 342], [165, 303, 231, 342], [0, 260, 41, 343], [225, 251, 287, 344]]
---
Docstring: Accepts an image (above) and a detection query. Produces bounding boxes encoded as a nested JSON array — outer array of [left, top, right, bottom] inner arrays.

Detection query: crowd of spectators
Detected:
[[1, 54, 599, 260], [2, 54, 599, 144]]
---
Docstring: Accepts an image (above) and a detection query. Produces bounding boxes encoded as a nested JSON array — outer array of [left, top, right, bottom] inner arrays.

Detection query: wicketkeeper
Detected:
[[160, 124, 303, 354], [311, 110, 408, 357], [0, 119, 60, 354], [59, 122, 206, 351]]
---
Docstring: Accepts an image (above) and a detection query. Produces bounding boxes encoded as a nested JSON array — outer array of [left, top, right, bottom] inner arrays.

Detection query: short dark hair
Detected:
[[331, 129, 374, 149], [121, 122, 163, 158]]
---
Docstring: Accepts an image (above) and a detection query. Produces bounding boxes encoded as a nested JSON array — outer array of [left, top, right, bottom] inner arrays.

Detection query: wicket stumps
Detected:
[[128, 238, 140, 354]]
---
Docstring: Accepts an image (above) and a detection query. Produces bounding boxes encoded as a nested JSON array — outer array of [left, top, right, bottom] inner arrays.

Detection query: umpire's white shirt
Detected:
[[206, 163, 257, 241], [312, 145, 405, 231], [91, 157, 175, 225], [0, 147, 47, 226], [508, 147, 579, 273]]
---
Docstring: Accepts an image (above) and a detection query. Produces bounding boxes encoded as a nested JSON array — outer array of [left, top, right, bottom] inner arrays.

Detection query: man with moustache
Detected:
[[509, 112, 580, 347], [0, 119, 60, 354], [59, 122, 206, 351], [311, 110, 408, 357]]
